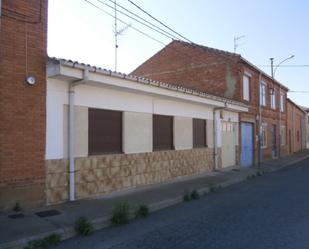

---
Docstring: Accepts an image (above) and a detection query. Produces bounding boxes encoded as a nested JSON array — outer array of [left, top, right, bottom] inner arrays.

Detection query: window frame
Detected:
[[153, 114, 174, 151], [280, 93, 285, 112], [193, 118, 207, 148], [88, 108, 123, 155], [242, 73, 251, 102], [260, 123, 267, 149], [271, 89, 277, 110], [260, 81, 267, 107]]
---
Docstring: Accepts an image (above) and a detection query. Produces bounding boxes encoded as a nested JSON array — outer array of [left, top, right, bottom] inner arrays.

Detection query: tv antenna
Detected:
[[234, 35, 245, 53], [113, 0, 131, 71]]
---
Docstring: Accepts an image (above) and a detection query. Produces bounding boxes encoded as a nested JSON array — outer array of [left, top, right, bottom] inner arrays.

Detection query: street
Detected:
[[54, 158, 309, 249]]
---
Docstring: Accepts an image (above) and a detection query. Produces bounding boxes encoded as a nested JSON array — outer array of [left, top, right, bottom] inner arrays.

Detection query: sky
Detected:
[[48, 0, 309, 107]]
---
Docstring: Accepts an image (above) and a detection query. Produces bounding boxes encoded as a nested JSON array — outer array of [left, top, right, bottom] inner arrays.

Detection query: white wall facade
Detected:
[[46, 76, 243, 160]]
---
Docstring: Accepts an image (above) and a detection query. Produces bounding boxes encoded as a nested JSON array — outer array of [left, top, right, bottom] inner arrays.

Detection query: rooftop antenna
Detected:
[[113, 0, 130, 71], [234, 35, 245, 53]]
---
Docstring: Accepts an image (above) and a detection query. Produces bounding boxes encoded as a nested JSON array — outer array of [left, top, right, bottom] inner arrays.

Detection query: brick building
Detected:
[[132, 40, 289, 166], [0, 0, 48, 210], [286, 99, 306, 154]]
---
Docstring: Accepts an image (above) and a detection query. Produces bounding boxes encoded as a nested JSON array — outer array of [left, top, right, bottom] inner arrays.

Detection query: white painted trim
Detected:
[[48, 63, 248, 113]]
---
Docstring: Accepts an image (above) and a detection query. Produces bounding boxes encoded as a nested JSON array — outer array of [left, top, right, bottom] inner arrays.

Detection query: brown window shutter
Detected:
[[193, 119, 206, 148], [88, 108, 122, 155], [153, 115, 173, 151]]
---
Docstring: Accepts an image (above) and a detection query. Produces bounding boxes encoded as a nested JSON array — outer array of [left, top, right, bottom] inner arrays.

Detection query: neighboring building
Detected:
[[286, 99, 306, 154], [0, 0, 48, 210], [46, 58, 247, 205], [299, 106, 309, 149], [132, 40, 289, 166]]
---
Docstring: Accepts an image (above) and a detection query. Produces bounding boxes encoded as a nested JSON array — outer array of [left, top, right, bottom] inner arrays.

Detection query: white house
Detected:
[[46, 57, 248, 205]]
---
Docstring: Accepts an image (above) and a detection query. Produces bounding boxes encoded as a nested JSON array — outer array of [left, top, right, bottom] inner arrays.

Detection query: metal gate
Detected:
[[241, 122, 253, 167]]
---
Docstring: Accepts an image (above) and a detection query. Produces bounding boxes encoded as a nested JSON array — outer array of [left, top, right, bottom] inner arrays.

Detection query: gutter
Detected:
[[68, 69, 89, 201], [213, 102, 227, 170]]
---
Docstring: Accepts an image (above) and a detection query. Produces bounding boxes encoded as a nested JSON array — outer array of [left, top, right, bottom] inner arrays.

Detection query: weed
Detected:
[[183, 192, 191, 202], [135, 204, 149, 218], [13, 202, 21, 212], [24, 233, 61, 249], [111, 202, 129, 225], [209, 184, 216, 193], [74, 216, 93, 236], [190, 190, 200, 200]]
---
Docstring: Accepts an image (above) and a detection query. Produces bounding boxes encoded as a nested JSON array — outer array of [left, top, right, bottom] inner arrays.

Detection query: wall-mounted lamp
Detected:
[[25, 75, 37, 86]]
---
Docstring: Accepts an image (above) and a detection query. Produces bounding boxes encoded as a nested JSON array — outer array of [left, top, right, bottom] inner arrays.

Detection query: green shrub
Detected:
[[111, 202, 129, 225], [74, 216, 93, 236], [183, 193, 191, 202], [257, 171, 263, 176], [13, 202, 21, 212], [135, 204, 149, 218], [209, 184, 216, 193], [24, 233, 61, 249], [190, 190, 200, 200]]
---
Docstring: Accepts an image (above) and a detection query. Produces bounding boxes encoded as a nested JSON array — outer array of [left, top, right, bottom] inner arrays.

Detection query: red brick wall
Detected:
[[0, 0, 48, 210], [132, 41, 241, 101], [133, 42, 289, 164], [239, 65, 287, 163], [286, 100, 305, 154]]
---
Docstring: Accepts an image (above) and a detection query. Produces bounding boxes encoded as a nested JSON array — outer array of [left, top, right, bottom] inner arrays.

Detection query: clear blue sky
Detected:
[[48, 0, 309, 107]]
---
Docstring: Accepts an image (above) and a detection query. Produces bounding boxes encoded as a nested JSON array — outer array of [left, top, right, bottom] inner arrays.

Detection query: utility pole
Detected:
[[114, 0, 118, 71]]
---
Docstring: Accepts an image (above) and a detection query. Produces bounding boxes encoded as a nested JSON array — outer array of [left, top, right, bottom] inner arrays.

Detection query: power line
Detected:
[[103, 0, 181, 40], [95, 0, 178, 40], [84, 0, 166, 46], [126, 0, 192, 43], [289, 91, 309, 93], [258, 65, 309, 67]]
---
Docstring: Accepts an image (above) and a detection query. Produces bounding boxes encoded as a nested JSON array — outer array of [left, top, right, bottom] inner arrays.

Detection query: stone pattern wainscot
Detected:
[[46, 148, 214, 205]]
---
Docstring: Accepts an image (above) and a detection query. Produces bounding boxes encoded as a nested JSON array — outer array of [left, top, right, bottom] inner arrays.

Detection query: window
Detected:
[[297, 130, 300, 142], [193, 119, 206, 148], [260, 123, 267, 148], [271, 90, 276, 109], [243, 74, 251, 101], [153, 115, 173, 151], [88, 108, 122, 155], [260, 82, 267, 106], [280, 93, 285, 112], [280, 126, 285, 146]]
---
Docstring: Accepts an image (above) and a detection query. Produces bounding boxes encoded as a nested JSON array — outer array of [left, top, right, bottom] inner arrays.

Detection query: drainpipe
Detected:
[[213, 102, 227, 170], [68, 69, 89, 201], [258, 73, 262, 167]]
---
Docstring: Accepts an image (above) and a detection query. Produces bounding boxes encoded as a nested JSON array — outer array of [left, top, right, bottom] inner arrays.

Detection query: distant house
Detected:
[[286, 99, 306, 154], [301, 106, 309, 149], [132, 40, 290, 166], [45, 58, 247, 204]]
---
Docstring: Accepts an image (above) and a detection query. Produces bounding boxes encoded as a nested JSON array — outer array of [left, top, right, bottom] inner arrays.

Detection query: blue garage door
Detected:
[[241, 122, 253, 167]]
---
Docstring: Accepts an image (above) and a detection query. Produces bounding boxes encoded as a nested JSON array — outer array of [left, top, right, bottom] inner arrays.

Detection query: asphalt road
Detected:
[[54, 158, 309, 249]]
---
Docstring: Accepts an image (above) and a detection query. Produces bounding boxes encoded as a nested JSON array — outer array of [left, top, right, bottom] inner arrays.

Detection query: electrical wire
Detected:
[[289, 91, 309, 93], [97, 0, 180, 40], [84, 0, 218, 68], [84, 0, 166, 45], [258, 65, 309, 67], [126, 0, 192, 43]]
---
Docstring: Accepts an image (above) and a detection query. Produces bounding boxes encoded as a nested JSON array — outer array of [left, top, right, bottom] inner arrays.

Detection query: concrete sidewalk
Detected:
[[1, 150, 308, 249]]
